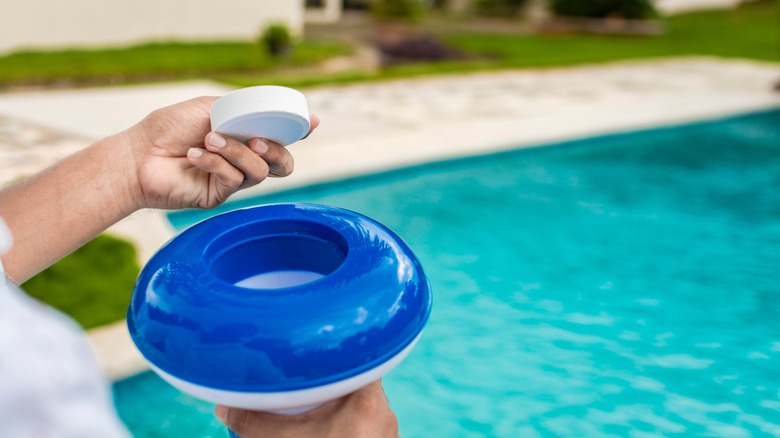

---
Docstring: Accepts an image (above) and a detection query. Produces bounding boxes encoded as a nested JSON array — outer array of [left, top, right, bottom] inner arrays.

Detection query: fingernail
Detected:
[[208, 132, 227, 149], [250, 139, 269, 154], [215, 405, 228, 422], [187, 148, 203, 158]]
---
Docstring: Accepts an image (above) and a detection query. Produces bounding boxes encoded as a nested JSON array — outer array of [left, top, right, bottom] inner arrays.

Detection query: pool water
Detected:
[[115, 110, 780, 437]]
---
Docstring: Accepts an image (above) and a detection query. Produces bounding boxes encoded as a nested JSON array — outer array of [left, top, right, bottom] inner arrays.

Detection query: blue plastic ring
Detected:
[[127, 203, 432, 392]]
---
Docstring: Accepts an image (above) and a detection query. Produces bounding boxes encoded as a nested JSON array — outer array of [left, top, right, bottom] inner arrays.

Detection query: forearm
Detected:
[[0, 133, 138, 283]]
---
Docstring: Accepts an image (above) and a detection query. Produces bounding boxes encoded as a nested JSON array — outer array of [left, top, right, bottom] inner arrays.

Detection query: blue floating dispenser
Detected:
[[127, 203, 432, 417]]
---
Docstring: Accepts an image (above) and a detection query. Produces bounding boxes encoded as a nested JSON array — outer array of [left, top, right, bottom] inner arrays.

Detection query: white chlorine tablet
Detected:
[[210, 86, 310, 146]]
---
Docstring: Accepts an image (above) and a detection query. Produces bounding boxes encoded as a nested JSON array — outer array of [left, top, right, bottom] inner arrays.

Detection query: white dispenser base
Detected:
[[150, 335, 421, 414]]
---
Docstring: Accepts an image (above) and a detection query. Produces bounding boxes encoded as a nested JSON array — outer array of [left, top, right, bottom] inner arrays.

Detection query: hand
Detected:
[[123, 96, 319, 210], [215, 381, 399, 438], [0, 94, 320, 282]]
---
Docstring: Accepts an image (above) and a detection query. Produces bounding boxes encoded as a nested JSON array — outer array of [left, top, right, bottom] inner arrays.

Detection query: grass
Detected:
[[22, 234, 140, 329], [0, 40, 351, 87], [227, 0, 779, 88], [442, 2, 779, 68], [1, 2, 776, 90]]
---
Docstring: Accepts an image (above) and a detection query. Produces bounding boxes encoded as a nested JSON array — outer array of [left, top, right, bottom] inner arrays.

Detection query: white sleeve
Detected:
[[0, 218, 131, 438], [0, 217, 10, 275]]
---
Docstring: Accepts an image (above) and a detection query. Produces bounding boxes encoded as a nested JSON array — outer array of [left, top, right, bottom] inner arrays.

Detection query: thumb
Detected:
[[215, 405, 254, 437], [215, 405, 229, 423]]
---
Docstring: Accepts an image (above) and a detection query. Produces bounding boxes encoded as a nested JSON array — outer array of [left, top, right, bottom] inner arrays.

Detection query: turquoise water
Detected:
[[115, 110, 780, 437]]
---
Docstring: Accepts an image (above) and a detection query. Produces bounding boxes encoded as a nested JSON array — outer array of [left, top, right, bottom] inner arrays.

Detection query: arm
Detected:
[[0, 96, 318, 283]]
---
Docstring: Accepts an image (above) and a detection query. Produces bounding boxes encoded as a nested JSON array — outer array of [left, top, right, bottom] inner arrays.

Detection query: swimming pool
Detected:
[[114, 109, 780, 437]]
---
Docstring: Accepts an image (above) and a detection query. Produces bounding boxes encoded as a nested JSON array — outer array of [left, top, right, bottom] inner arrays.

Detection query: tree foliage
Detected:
[[549, 0, 657, 19], [474, 0, 529, 17]]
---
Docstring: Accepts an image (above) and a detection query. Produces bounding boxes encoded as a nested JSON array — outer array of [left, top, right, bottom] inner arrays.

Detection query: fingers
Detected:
[[214, 380, 398, 438], [246, 113, 319, 177], [204, 132, 271, 189], [216, 405, 322, 438], [304, 113, 320, 139], [247, 138, 294, 178], [188, 113, 318, 204], [185, 147, 244, 208], [218, 407, 255, 437]]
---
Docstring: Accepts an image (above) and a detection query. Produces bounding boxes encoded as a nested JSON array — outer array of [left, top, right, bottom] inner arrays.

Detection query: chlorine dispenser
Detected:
[[126, 87, 432, 435]]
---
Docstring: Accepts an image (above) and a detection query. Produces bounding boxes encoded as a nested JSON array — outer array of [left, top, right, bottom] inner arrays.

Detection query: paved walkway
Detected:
[[1, 57, 778, 379]]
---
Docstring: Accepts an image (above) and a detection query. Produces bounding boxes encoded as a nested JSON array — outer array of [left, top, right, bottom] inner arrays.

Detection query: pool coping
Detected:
[[76, 57, 780, 381]]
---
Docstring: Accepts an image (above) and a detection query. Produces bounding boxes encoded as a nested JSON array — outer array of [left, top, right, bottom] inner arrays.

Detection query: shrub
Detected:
[[259, 23, 293, 57], [377, 33, 465, 65], [549, 0, 657, 19], [371, 0, 426, 22], [474, 0, 529, 17], [22, 234, 140, 329]]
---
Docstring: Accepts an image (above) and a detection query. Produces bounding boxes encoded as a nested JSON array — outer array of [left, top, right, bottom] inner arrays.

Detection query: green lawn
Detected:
[[22, 234, 140, 329], [442, 1, 779, 68], [228, 0, 779, 87], [0, 40, 351, 87]]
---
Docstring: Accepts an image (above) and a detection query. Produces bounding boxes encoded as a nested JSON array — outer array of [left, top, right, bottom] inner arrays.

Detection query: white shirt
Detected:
[[0, 218, 130, 438]]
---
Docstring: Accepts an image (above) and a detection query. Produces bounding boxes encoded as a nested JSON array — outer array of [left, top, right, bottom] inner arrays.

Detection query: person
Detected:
[[0, 96, 399, 437]]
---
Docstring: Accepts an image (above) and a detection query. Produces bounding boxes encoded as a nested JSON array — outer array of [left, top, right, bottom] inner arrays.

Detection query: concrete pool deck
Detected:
[[1, 56, 778, 380]]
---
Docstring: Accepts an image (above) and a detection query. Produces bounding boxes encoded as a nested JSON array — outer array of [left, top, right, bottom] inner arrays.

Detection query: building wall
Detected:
[[0, 0, 304, 54], [655, 0, 751, 14]]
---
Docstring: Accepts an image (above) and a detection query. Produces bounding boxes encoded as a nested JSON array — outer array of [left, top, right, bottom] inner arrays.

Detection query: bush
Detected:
[[344, 0, 372, 9], [549, 0, 657, 19], [474, 0, 529, 17], [371, 0, 426, 22], [22, 234, 140, 329], [377, 33, 465, 65], [259, 23, 293, 57]]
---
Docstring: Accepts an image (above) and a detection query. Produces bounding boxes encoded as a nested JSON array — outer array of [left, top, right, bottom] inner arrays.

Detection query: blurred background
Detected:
[[0, 0, 776, 91]]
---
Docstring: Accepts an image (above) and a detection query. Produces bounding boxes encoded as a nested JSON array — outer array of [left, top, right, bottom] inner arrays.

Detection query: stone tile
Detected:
[[0, 115, 89, 185]]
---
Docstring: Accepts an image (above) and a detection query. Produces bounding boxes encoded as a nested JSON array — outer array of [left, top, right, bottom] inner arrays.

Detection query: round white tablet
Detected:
[[210, 86, 310, 146]]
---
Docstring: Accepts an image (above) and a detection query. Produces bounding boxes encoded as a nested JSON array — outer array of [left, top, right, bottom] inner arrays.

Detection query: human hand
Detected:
[[215, 381, 399, 438], [122, 96, 318, 210], [0, 94, 320, 282]]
